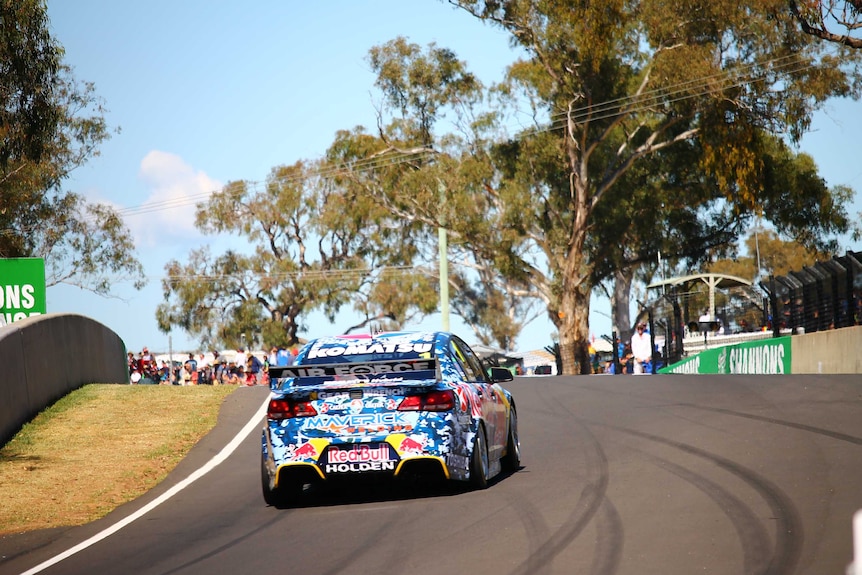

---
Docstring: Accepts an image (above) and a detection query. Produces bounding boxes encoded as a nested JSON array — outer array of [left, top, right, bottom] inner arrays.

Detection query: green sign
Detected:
[[660, 336, 792, 375], [0, 258, 46, 324], [720, 336, 791, 374]]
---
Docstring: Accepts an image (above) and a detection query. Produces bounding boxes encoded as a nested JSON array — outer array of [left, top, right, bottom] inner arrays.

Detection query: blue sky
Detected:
[[45, 1, 862, 354]]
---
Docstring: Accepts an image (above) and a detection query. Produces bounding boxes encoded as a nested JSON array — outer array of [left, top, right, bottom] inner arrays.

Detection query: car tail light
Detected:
[[398, 390, 455, 412], [267, 398, 318, 420]]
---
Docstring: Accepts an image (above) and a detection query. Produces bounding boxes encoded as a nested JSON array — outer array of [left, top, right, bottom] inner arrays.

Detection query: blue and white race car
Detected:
[[260, 331, 520, 505]]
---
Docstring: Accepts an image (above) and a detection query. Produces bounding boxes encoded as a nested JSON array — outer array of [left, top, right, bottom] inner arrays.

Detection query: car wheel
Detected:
[[501, 408, 520, 472], [261, 457, 290, 507], [469, 425, 489, 490]]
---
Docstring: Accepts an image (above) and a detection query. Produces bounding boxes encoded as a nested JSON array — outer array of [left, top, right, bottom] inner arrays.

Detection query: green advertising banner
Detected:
[[660, 336, 792, 375], [0, 258, 47, 324]]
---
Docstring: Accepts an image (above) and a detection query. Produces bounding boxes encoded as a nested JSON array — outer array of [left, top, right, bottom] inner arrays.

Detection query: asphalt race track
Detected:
[[2, 374, 861, 575]]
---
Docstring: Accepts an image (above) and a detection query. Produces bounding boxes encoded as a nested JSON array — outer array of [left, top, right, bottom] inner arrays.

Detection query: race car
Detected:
[[260, 331, 520, 505]]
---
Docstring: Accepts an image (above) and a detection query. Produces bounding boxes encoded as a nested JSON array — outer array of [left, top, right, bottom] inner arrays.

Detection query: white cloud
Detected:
[[127, 150, 222, 247]]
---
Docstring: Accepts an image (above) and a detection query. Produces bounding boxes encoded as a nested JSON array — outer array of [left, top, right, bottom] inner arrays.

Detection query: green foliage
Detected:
[[442, 0, 862, 373], [369, 37, 483, 146], [0, 0, 143, 293], [758, 141, 860, 253], [0, 0, 61, 169], [708, 228, 826, 283], [157, 156, 439, 349], [746, 228, 827, 278]]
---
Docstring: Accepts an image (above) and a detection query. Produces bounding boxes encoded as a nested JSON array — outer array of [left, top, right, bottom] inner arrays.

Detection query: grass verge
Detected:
[[0, 384, 237, 536]]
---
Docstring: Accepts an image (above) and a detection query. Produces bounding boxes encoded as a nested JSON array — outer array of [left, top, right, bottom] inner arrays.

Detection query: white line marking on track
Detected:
[[20, 394, 271, 575]]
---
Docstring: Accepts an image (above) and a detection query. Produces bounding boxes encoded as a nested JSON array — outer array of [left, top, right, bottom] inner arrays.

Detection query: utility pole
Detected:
[[438, 179, 449, 331]]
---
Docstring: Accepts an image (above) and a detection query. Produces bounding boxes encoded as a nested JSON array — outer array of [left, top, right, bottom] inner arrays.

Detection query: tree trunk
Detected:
[[557, 278, 592, 375], [612, 268, 634, 344]]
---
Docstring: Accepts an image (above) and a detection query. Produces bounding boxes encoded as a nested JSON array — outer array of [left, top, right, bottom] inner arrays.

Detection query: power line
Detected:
[[97, 264, 439, 284], [107, 51, 830, 221], [536, 55, 823, 135], [544, 52, 810, 126], [112, 148, 436, 220]]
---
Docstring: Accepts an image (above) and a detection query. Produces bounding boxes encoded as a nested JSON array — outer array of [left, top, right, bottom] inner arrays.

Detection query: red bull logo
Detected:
[[293, 442, 319, 459], [399, 436, 425, 454]]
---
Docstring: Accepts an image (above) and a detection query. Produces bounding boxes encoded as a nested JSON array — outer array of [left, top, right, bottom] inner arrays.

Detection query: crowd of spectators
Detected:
[[127, 345, 298, 386]]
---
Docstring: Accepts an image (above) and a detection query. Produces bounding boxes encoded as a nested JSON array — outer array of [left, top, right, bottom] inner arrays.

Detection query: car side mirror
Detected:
[[489, 366, 514, 382]]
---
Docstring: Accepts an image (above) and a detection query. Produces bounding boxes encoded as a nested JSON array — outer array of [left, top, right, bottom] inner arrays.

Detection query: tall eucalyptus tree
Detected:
[[444, 0, 862, 372]]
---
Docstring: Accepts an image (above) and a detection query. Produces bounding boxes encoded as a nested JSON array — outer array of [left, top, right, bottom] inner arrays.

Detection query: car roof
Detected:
[[298, 331, 447, 363], [310, 330, 443, 344]]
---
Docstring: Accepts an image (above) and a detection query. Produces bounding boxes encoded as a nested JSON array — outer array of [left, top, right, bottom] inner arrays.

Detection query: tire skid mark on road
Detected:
[[156, 512, 291, 575], [649, 455, 773, 574], [318, 501, 416, 575], [587, 498, 624, 575], [677, 403, 862, 445], [377, 494, 468, 575], [497, 483, 553, 575], [601, 424, 803, 575], [507, 384, 614, 575]]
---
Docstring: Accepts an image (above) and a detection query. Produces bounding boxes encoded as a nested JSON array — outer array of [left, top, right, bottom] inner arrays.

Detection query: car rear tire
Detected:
[[501, 408, 520, 472], [261, 457, 291, 507], [469, 425, 489, 490]]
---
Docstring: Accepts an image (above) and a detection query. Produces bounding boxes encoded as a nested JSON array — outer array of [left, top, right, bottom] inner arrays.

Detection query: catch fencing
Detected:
[[645, 251, 862, 367]]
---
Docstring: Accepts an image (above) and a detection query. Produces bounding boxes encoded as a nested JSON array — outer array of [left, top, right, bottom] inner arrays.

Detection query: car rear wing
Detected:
[[268, 358, 438, 381]]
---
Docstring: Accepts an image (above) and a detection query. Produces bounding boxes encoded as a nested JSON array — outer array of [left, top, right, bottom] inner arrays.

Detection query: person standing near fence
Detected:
[[631, 322, 652, 375]]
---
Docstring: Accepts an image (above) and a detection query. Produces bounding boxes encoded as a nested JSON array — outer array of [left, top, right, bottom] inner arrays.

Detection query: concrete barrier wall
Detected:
[[0, 313, 128, 446], [791, 325, 862, 374]]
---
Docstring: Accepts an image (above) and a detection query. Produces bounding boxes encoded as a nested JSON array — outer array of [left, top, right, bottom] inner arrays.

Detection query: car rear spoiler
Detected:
[[268, 358, 438, 380]]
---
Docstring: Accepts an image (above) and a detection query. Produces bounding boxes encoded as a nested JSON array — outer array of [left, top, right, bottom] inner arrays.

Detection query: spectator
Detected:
[[218, 358, 231, 385], [261, 353, 271, 386], [183, 353, 198, 384], [127, 352, 139, 377], [185, 353, 197, 373], [234, 348, 247, 371], [276, 346, 291, 366], [230, 364, 244, 385], [211, 355, 224, 385], [140, 347, 155, 380], [159, 361, 171, 384], [615, 339, 632, 374], [224, 361, 240, 385], [247, 352, 263, 384], [244, 364, 257, 386], [631, 322, 652, 375], [197, 353, 212, 385], [180, 363, 193, 385]]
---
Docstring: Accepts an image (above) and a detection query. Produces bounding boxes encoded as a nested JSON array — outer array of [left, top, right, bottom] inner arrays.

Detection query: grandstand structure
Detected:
[[645, 251, 862, 365]]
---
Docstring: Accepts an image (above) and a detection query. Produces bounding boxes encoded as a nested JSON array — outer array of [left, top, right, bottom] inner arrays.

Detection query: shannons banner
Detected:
[[0, 258, 46, 325], [659, 336, 792, 375]]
